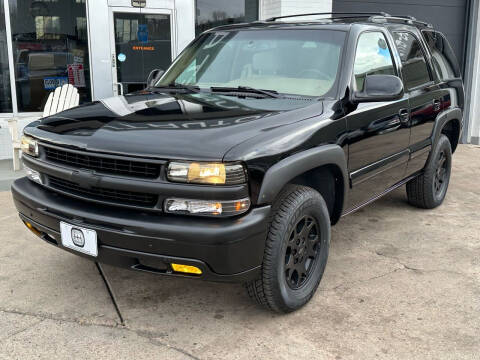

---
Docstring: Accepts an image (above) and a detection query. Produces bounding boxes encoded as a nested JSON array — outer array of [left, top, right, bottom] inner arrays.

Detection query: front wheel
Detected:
[[245, 185, 330, 313], [406, 134, 452, 209]]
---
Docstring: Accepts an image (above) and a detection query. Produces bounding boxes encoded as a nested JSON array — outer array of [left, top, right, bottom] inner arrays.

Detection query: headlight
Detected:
[[165, 198, 250, 217], [20, 135, 39, 157], [167, 162, 246, 185]]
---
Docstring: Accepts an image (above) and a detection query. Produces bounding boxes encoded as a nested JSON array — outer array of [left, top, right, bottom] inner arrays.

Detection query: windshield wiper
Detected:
[[153, 83, 201, 93], [210, 86, 282, 98]]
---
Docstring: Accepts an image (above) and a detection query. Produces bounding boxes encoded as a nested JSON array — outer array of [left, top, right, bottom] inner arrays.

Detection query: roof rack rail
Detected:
[[266, 12, 390, 22], [394, 15, 417, 20], [369, 15, 433, 28]]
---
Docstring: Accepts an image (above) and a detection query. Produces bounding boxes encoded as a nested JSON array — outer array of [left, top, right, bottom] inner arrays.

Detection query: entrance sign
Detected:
[[132, 45, 155, 51]]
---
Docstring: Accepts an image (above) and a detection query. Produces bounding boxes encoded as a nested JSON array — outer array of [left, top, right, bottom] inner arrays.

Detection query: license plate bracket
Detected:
[[60, 221, 98, 257]]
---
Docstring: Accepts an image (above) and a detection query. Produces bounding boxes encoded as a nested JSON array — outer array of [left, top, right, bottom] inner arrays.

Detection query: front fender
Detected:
[[256, 144, 349, 213]]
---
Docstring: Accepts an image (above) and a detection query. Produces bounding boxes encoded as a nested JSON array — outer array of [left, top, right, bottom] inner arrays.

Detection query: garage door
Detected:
[[333, 0, 469, 70]]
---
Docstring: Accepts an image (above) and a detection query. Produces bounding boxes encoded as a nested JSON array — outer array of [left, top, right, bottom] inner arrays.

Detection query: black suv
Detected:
[[12, 13, 463, 313]]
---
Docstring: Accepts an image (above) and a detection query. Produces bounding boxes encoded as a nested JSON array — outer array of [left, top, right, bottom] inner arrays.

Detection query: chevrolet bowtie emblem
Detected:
[[71, 169, 101, 189]]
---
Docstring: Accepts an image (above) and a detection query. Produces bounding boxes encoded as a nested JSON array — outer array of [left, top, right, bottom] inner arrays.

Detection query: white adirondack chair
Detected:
[[43, 83, 80, 117], [7, 119, 21, 171], [9, 84, 80, 171]]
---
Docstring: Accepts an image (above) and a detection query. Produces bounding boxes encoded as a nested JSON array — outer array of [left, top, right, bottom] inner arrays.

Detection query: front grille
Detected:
[[48, 175, 158, 207], [44, 146, 161, 179]]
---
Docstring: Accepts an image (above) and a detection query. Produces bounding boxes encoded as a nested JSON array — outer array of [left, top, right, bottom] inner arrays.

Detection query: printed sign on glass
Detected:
[[67, 64, 86, 87], [44, 77, 69, 90]]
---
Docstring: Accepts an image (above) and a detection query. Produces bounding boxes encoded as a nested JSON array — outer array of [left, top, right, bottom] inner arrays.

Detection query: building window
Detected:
[[35, 16, 61, 39], [9, 0, 91, 112], [195, 0, 259, 35], [0, 1, 12, 113]]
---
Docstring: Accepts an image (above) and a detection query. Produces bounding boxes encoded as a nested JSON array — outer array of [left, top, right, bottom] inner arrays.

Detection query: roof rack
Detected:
[[264, 12, 433, 29], [369, 15, 433, 28], [266, 12, 390, 22]]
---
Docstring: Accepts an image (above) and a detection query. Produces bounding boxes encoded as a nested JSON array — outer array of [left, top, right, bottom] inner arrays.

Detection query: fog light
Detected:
[[164, 198, 250, 217], [24, 165, 43, 184], [24, 221, 42, 237], [171, 263, 202, 275]]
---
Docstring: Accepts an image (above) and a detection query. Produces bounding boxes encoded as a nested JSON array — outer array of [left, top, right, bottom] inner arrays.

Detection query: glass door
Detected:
[[109, 7, 174, 95]]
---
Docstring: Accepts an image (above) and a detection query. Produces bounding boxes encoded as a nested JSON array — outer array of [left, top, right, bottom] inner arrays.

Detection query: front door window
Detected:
[[354, 32, 396, 92], [113, 12, 172, 94]]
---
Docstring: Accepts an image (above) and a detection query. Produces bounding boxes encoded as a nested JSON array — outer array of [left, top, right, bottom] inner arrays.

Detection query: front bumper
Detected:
[[12, 177, 270, 282]]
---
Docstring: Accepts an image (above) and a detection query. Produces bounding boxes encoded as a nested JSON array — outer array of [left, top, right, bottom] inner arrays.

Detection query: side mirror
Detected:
[[146, 69, 165, 88], [353, 75, 404, 103]]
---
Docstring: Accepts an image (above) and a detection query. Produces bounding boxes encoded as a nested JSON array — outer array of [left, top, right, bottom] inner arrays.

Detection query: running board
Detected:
[[341, 173, 420, 217]]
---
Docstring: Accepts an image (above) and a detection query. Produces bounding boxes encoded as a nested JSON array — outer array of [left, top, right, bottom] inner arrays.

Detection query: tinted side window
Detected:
[[422, 30, 461, 81], [393, 32, 431, 89], [354, 32, 395, 92]]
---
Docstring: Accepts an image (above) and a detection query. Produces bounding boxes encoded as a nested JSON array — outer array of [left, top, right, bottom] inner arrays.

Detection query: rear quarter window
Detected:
[[422, 30, 461, 81]]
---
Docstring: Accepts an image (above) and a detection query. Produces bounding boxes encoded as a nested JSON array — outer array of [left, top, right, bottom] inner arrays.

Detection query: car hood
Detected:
[[25, 91, 323, 161]]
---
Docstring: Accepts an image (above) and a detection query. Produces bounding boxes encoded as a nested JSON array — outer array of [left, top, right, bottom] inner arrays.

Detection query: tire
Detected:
[[406, 134, 452, 209], [245, 185, 331, 313]]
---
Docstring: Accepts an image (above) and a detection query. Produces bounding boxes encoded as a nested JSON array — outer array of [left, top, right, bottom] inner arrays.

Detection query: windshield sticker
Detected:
[[118, 53, 126, 62]]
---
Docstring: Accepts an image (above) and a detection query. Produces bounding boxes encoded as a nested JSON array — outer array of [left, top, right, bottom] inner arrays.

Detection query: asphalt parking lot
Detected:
[[0, 145, 479, 360]]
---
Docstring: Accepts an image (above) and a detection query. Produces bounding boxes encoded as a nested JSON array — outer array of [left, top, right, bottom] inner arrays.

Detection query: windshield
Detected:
[[157, 29, 346, 97]]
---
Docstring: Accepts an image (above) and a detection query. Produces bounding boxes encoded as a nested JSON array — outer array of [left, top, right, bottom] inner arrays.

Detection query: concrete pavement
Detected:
[[0, 145, 479, 359], [0, 160, 25, 192]]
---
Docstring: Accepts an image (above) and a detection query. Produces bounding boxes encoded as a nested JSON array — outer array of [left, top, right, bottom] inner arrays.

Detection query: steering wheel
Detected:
[[296, 68, 331, 80]]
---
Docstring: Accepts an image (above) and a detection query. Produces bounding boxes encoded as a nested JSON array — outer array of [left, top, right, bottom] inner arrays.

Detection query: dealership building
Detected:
[[1, 0, 480, 159]]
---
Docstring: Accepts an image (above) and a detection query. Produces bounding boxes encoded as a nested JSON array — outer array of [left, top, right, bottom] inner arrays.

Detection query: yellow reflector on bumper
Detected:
[[24, 221, 42, 237], [171, 263, 202, 275]]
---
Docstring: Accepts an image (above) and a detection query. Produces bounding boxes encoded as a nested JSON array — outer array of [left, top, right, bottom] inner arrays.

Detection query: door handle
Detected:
[[433, 99, 441, 111], [398, 108, 409, 124]]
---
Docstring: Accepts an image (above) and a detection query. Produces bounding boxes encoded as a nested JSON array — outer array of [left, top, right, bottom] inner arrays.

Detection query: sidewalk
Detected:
[[0, 159, 25, 191]]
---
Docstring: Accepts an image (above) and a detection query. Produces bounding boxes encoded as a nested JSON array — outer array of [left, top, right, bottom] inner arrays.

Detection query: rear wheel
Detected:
[[406, 134, 452, 209], [245, 185, 330, 313]]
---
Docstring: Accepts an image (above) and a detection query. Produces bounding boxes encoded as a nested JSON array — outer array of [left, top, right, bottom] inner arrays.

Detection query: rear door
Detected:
[[345, 30, 410, 211], [391, 30, 443, 174]]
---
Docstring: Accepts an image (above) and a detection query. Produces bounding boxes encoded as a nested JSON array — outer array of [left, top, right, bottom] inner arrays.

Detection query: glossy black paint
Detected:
[[14, 19, 464, 281], [12, 177, 269, 279]]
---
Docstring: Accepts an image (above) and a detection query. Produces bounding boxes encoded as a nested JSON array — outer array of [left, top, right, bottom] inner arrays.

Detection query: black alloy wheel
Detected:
[[284, 215, 321, 289], [245, 185, 331, 313], [433, 149, 449, 198], [406, 134, 452, 209]]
